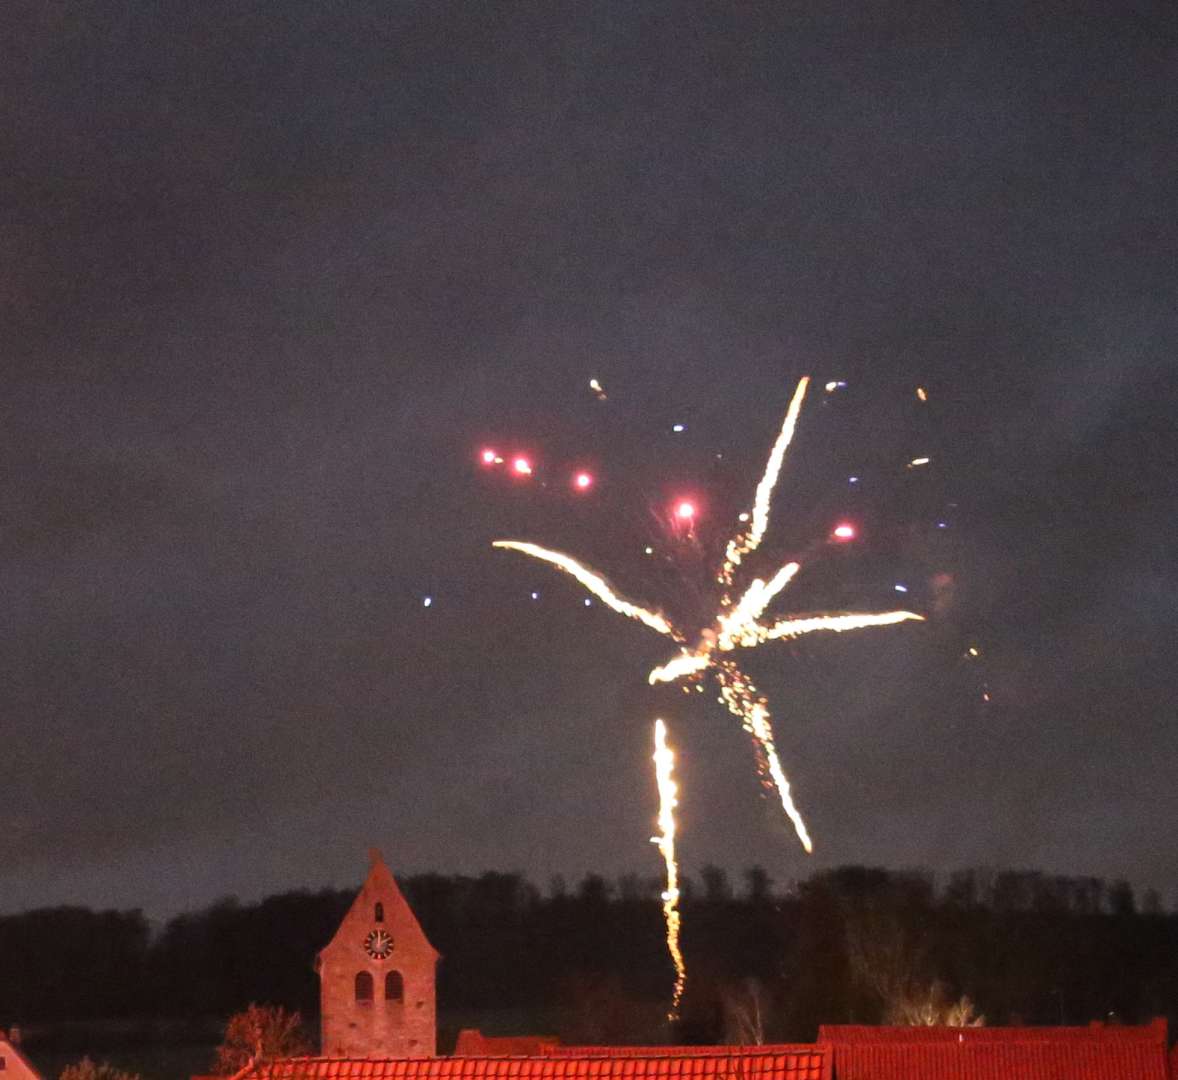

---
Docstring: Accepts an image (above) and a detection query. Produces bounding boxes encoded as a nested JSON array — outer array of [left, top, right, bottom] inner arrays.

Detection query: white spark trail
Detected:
[[492, 541, 677, 637], [723, 377, 810, 575], [732, 610, 925, 648], [651, 718, 685, 1018], [715, 661, 813, 854], [717, 562, 801, 647], [649, 650, 711, 685]]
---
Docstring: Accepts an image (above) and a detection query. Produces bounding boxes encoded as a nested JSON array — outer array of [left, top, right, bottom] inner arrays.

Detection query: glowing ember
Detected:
[[651, 718, 685, 1019], [832, 522, 856, 541], [675, 500, 696, 520], [512, 456, 533, 476], [480, 449, 498, 465], [574, 471, 593, 490]]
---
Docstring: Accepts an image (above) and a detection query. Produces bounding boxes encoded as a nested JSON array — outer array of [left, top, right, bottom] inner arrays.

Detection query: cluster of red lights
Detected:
[[482, 448, 857, 541], [480, 447, 592, 492]]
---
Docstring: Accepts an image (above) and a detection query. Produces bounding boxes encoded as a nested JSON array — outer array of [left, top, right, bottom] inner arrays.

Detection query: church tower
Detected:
[[316, 851, 439, 1058]]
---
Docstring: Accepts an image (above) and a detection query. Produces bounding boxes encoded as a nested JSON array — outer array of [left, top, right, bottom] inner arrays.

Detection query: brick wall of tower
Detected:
[[319, 948, 436, 1057], [318, 857, 438, 1058]]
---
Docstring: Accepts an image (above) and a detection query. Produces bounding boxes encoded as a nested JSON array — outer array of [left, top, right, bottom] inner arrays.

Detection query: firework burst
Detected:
[[492, 375, 924, 1004], [494, 375, 923, 851]]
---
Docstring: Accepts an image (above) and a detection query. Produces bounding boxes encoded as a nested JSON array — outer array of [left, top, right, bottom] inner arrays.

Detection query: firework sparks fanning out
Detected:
[[493, 376, 924, 1001], [494, 376, 922, 849], [651, 718, 685, 1018]]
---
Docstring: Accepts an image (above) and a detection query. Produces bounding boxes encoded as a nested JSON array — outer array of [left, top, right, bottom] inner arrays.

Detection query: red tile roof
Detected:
[[818, 1020, 1170, 1080], [819, 1019, 1168, 1043], [453, 1033, 562, 1057], [551, 1049, 817, 1059], [237, 1049, 829, 1080], [822, 1041, 1167, 1080]]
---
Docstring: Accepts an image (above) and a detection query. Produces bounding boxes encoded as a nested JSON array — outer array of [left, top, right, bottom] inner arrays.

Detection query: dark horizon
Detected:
[[3, 859, 1171, 927], [5, 861, 1175, 1074]]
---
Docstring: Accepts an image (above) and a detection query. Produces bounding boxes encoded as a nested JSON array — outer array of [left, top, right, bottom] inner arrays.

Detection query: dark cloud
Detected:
[[2, 0, 1176, 917]]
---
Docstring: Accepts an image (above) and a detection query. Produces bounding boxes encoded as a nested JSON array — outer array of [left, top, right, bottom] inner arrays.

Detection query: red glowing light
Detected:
[[675, 501, 696, 520], [480, 448, 498, 465], [574, 471, 593, 490], [832, 522, 856, 541], [512, 456, 533, 476]]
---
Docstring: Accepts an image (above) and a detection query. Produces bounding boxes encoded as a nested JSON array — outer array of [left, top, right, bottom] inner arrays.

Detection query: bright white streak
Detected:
[[650, 562, 801, 684], [651, 718, 686, 1018], [492, 541, 676, 637], [733, 610, 926, 648], [724, 377, 810, 573], [717, 562, 800, 646], [649, 650, 710, 685]]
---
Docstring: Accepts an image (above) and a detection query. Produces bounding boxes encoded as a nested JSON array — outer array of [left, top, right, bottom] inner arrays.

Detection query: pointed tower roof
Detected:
[[318, 849, 439, 961]]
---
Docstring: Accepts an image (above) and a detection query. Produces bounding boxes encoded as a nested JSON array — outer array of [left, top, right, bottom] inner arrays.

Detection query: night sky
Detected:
[[4, 2, 1176, 921]]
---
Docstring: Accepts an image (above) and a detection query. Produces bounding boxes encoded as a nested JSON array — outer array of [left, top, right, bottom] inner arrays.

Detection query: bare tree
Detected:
[[722, 978, 770, 1044], [844, 903, 983, 1027], [885, 982, 985, 1027], [60, 1060, 143, 1080], [212, 1003, 312, 1074]]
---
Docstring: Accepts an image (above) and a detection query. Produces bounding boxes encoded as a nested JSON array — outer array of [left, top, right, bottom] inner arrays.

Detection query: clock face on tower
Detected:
[[364, 928, 394, 960]]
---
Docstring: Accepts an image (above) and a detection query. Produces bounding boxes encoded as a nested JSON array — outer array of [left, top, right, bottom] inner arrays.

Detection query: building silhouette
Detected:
[[316, 851, 438, 1057]]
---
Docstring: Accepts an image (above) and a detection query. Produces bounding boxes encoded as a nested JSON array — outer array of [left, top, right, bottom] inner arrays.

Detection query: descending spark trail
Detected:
[[493, 375, 924, 1004], [651, 718, 685, 1018], [714, 660, 812, 854]]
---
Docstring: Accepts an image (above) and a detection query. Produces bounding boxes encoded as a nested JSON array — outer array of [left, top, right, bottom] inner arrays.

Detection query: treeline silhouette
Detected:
[[1, 866, 1175, 1048]]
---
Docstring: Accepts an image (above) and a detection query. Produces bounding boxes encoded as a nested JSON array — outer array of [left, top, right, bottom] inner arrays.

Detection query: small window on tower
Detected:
[[375, 902, 384, 922], [355, 971, 374, 1003], [385, 971, 404, 1003]]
